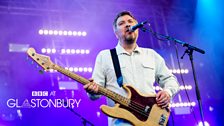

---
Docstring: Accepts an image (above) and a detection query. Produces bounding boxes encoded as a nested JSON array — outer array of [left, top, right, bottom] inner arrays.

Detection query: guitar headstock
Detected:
[[27, 48, 54, 71]]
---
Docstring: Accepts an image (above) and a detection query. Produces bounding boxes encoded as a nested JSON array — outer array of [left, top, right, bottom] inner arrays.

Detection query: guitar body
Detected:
[[100, 85, 170, 126]]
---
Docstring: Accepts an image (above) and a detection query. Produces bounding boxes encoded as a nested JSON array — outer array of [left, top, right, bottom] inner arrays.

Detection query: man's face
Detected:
[[114, 15, 138, 44]]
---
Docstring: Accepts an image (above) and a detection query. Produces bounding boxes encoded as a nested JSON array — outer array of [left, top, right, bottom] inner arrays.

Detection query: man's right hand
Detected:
[[83, 79, 99, 94]]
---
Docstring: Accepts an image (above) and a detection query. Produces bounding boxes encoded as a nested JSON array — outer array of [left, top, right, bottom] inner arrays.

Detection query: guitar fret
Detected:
[[98, 86, 129, 106], [54, 65, 90, 85], [52, 64, 130, 106]]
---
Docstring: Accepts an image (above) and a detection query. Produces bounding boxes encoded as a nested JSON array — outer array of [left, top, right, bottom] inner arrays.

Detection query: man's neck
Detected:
[[120, 41, 137, 54]]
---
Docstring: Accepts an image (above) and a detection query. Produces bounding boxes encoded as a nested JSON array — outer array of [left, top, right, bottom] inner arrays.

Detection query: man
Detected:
[[84, 11, 179, 126]]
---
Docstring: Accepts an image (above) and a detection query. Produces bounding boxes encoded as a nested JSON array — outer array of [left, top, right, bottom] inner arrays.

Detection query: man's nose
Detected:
[[125, 24, 131, 28]]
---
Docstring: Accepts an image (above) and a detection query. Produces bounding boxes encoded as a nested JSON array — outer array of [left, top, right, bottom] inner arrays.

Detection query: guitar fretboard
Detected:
[[53, 64, 130, 106]]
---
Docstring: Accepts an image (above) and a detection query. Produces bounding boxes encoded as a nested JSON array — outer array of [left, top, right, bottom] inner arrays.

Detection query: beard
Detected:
[[124, 34, 136, 44]]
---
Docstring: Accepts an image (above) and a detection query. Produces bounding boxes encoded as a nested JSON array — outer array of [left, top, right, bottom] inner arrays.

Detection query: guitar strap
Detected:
[[110, 48, 123, 87]]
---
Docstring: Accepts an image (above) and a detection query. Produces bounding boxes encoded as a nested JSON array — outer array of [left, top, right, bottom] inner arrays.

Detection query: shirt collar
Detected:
[[115, 42, 142, 55]]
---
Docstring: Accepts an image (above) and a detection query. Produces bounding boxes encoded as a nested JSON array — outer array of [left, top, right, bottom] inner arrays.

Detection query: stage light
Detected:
[[44, 66, 93, 73], [176, 69, 180, 74], [76, 49, 80, 54], [186, 85, 192, 90], [73, 31, 77, 36], [51, 48, 56, 53], [170, 69, 189, 74], [172, 69, 177, 73], [83, 67, 88, 72], [180, 102, 184, 107], [69, 67, 73, 72], [63, 31, 68, 36], [209, 106, 214, 112], [39, 29, 87, 37], [198, 121, 210, 126], [41, 48, 46, 53], [180, 86, 185, 90], [53, 30, 58, 35], [179, 85, 192, 90], [183, 102, 188, 107], [80, 49, 85, 54], [85, 50, 90, 54], [185, 69, 189, 74], [175, 103, 180, 107], [187, 102, 191, 106], [171, 102, 196, 108], [49, 30, 53, 35], [43, 30, 49, 35], [155, 86, 160, 91], [88, 67, 92, 72], [39, 29, 44, 35], [74, 67, 78, 72], [46, 48, 51, 53], [78, 67, 83, 72], [61, 49, 65, 54], [66, 49, 71, 54], [43, 48, 91, 55], [82, 31, 87, 36], [58, 30, 63, 35], [49, 69, 54, 73], [191, 102, 196, 106], [68, 31, 72, 36], [154, 86, 162, 91], [96, 111, 101, 118], [181, 69, 185, 73], [77, 31, 82, 36], [71, 49, 75, 54]]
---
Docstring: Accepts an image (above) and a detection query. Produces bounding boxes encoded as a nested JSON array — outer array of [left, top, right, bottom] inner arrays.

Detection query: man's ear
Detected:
[[113, 27, 119, 39], [114, 30, 119, 39]]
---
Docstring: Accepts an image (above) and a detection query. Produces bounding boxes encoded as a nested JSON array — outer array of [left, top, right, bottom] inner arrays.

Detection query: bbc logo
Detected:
[[32, 91, 48, 96]]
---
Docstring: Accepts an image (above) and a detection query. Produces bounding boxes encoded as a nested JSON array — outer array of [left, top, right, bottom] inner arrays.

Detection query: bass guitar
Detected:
[[27, 47, 170, 126]]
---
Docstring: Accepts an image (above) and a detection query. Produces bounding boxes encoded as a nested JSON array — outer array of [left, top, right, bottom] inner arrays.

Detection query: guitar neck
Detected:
[[53, 64, 130, 106]]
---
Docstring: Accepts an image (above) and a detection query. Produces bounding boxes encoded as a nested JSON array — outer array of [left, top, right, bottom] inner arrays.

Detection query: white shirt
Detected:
[[91, 43, 179, 126]]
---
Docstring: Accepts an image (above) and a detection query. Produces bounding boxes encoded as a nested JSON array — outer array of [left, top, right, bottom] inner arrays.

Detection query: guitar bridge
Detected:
[[158, 114, 167, 126]]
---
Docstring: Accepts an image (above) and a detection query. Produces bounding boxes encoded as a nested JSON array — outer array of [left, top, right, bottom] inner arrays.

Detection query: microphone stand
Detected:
[[63, 101, 94, 126], [141, 26, 206, 126]]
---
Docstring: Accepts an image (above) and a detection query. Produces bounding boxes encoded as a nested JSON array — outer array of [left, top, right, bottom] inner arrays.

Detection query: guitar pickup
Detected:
[[158, 114, 167, 126]]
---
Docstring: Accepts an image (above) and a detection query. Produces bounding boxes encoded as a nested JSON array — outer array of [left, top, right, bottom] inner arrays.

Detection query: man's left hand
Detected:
[[156, 90, 171, 108]]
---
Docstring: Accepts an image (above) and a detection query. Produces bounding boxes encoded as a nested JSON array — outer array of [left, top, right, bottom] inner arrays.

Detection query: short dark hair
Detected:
[[113, 11, 136, 29]]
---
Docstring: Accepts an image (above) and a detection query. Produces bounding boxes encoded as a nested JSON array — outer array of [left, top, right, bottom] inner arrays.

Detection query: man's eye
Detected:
[[118, 22, 124, 26], [129, 20, 134, 23]]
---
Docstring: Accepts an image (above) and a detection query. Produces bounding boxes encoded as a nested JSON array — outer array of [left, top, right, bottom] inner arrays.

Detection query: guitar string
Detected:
[[102, 88, 151, 118], [58, 66, 151, 118], [55, 66, 157, 118], [128, 100, 150, 117]]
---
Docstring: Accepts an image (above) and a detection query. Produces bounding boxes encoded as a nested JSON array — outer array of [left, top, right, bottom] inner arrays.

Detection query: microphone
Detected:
[[128, 21, 148, 32]]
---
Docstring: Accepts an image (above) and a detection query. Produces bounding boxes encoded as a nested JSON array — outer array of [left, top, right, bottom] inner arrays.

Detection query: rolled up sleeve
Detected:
[[155, 53, 180, 98]]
